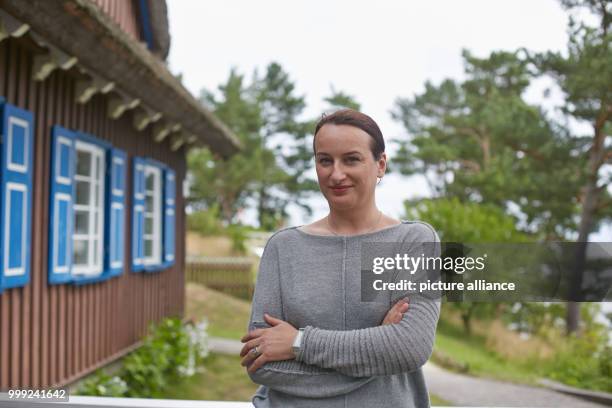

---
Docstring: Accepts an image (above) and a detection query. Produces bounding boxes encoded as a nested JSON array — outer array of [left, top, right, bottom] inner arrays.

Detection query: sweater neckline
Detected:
[[294, 221, 406, 239]]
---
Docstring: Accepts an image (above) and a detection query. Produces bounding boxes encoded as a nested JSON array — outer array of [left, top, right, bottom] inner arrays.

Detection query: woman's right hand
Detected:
[[381, 297, 409, 325]]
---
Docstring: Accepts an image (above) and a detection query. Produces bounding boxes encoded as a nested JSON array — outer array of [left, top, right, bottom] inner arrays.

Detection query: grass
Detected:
[[430, 394, 453, 406], [433, 318, 539, 385], [164, 353, 258, 401], [186, 232, 236, 257], [185, 282, 251, 340]]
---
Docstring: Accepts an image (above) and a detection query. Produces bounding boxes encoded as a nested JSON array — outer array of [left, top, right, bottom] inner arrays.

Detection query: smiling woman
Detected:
[[313, 110, 386, 220], [241, 109, 441, 408]]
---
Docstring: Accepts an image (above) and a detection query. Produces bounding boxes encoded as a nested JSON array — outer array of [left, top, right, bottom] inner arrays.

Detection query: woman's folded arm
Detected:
[[295, 294, 440, 378], [247, 359, 375, 398]]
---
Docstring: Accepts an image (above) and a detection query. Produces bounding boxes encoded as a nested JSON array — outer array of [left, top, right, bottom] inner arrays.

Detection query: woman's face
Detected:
[[314, 124, 386, 210]]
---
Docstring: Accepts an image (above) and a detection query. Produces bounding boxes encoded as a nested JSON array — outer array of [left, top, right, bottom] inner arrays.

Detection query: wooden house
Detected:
[[0, 0, 240, 390]]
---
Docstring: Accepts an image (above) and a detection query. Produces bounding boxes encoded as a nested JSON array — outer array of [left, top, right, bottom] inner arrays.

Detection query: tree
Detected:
[[405, 197, 530, 334], [392, 51, 582, 240], [529, 0, 612, 333], [188, 69, 266, 223], [251, 63, 318, 229], [323, 86, 361, 111]]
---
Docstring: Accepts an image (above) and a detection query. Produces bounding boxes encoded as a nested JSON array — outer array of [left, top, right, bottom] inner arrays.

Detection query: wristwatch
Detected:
[[292, 328, 304, 354]]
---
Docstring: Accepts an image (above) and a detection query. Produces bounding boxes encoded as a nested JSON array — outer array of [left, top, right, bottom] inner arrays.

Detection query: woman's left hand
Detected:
[[240, 313, 298, 373]]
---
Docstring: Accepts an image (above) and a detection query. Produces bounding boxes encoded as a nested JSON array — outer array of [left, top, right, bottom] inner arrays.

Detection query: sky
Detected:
[[166, 0, 610, 240]]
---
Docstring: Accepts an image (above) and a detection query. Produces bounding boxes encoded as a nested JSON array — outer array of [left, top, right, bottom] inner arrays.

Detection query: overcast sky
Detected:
[[166, 0, 610, 239]]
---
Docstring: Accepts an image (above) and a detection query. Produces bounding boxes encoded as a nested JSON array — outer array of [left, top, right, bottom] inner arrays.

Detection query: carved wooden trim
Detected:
[[108, 93, 140, 119]]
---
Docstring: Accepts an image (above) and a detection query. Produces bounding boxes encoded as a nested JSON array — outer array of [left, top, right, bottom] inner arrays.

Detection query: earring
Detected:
[[377, 176, 383, 185]]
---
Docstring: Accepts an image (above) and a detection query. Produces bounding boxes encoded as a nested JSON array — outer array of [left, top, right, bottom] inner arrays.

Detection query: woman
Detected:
[[240, 109, 441, 407]]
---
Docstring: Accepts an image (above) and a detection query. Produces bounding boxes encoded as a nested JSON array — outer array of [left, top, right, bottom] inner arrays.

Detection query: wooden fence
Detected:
[[186, 257, 255, 300]]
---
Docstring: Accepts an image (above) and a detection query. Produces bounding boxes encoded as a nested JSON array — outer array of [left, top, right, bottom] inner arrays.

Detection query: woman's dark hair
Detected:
[[313, 109, 385, 160]]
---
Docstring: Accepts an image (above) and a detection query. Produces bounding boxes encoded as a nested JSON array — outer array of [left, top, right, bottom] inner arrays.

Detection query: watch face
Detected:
[[292, 330, 301, 350]]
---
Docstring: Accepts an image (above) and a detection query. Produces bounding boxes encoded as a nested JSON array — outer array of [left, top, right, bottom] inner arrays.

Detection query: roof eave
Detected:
[[1, 0, 241, 157]]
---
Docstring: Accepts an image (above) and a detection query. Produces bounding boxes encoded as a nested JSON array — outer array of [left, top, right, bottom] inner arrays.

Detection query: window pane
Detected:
[[146, 173, 154, 191], [73, 240, 89, 265], [75, 181, 90, 205], [144, 239, 153, 258], [145, 195, 154, 211], [74, 210, 89, 234], [145, 216, 153, 235], [76, 150, 92, 176]]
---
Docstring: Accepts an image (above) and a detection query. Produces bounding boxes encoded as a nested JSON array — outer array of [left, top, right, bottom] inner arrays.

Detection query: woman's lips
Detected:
[[330, 185, 352, 194]]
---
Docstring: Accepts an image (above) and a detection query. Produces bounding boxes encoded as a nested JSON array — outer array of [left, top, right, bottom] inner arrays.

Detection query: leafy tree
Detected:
[[405, 197, 530, 243], [528, 0, 612, 333], [188, 69, 268, 223], [392, 51, 582, 240], [405, 197, 530, 334], [395, 0, 611, 333], [190, 64, 312, 228], [323, 86, 361, 111], [250, 63, 319, 229]]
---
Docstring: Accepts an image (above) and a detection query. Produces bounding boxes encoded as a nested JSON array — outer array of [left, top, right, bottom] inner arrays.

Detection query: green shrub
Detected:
[[77, 318, 209, 398], [77, 371, 127, 397], [544, 331, 612, 392], [187, 206, 223, 236], [187, 207, 253, 254], [227, 224, 248, 254]]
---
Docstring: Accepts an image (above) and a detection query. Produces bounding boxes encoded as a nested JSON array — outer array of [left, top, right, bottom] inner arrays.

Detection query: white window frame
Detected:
[[4, 182, 27, 276], [143, 164, 162, 266], [7, 116, 29, 173], [72, 141, 105, 277]]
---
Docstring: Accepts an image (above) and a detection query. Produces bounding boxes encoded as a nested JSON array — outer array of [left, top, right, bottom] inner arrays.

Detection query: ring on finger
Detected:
[[251, 346, 260, 356]]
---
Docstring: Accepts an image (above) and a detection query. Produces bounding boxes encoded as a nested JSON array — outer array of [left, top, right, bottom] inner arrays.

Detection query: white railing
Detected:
[[5, 396, 456, 407], [6, 397, 253, 407]]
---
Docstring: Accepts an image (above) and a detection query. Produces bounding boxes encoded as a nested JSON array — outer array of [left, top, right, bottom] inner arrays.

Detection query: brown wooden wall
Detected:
[[0, 37, 186, 389], [91, 0, 142, 42]]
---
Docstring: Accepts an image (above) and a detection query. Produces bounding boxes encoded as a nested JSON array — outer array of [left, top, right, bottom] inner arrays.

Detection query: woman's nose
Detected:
[[330, 163, 346, 182]]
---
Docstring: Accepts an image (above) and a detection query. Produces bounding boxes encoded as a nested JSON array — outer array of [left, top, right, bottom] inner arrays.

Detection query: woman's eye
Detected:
[[318, 158, 332, 165], [346, 157, 360, 163]]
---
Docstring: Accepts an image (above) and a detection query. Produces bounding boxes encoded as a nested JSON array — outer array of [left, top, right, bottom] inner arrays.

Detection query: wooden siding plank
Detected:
[[19, 44, 32, 388], [6, 39, 19, 388], [29, 51, 45, 389], [74, 281, 80, 378]]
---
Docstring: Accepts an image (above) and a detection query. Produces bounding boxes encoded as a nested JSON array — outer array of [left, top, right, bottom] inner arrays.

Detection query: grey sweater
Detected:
[[247, 221, 441, 408]]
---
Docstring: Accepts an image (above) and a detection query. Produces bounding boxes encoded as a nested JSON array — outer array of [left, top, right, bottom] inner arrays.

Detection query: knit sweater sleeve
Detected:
[[294, 224, 442, 378], [247, 232, 374, 397]]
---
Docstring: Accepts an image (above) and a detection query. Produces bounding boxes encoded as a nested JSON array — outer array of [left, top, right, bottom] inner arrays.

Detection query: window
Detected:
[[143, 165, 161, 265], [72, 142, 105, 276], [0, 101, 34, 291], [48, 126, 127, 285], [132, 157, 176, 272]]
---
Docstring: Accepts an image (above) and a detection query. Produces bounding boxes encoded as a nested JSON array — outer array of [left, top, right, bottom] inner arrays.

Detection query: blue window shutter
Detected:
[[48, 125, 75, 284], [163, 167, 176, 266], [132, 157, 145, 271], [0, 103, 34, 289], [106, 148, 126, 277]]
